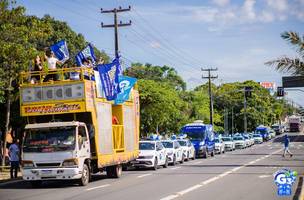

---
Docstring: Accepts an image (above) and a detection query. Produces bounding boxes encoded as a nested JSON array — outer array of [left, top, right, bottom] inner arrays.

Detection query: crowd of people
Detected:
[[29, 50, 99, 84]]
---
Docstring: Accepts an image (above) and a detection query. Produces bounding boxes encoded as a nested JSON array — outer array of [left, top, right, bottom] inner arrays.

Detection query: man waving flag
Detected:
[[75, 43, 97, 66], [50, 40, 69, 63]]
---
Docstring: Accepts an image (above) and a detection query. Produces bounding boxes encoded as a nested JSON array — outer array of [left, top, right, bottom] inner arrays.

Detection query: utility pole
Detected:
[[243, 89, 247, 133], [101, 6, 132, 58], [231, 107, 234, 134], [202, 68, 218, 126]]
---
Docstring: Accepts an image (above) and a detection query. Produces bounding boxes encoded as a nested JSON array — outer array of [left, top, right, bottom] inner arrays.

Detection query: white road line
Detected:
[[86, 184, 110, 191], [170, 167, 181, 170], [159, 149, 282, 200], [177, 184, 202, 195], [137, 173, 152, 178], [259, 175, 271, 178]]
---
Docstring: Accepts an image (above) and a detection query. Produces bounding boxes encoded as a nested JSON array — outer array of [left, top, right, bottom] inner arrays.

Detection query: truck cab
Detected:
[[180, 120, 215, 158], [22, 122, 90, 186]]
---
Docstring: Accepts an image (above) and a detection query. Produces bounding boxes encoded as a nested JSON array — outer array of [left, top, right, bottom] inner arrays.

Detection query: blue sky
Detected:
[[18, 0, 304, 106]]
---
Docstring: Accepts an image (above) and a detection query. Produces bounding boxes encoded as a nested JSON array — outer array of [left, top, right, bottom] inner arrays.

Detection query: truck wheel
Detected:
[[106, 165, 122, 178], [163, 157, 168, 168], [153, 158, 158, 171], [30, 180, 42, 188], [79, 163, 90, 186]]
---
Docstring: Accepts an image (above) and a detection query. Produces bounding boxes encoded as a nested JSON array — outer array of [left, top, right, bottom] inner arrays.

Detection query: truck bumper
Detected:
[[22, 167, 82, 181]]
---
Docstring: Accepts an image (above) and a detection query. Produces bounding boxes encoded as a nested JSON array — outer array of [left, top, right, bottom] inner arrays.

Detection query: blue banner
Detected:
[[94, 57, 121, 101], [75, 44, 97, 66], [50, 40, 69, 63], [115, 76, 137, 104]]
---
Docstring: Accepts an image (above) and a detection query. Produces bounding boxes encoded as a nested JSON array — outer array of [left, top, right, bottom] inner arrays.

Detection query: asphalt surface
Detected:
[[0, 133, 303, 200]]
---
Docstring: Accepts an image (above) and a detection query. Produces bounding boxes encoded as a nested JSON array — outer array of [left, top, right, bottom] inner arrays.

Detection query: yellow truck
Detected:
[[19, 68, 140, 186]]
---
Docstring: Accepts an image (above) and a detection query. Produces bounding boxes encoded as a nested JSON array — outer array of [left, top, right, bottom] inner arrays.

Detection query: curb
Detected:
[[295, 176, 304, 200]]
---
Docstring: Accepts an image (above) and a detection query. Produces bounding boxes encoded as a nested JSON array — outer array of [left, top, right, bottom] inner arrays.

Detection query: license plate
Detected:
[[41, 170, 52, 175]]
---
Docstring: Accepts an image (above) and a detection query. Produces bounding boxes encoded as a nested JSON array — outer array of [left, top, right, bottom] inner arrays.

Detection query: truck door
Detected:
[[77, 125, 91, 166]]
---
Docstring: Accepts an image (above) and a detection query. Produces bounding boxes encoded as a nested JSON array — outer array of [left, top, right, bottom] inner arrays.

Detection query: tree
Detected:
[[266, 31, 304, 75]]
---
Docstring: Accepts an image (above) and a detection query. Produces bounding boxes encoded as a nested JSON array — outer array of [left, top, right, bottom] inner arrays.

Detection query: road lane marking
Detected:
[[170, 167, 181, 170], [259, 175, 271, 178], [160, 148, 282, 200], [137, 173, 152, 178], [86, 184, 110, 191], [177, 184, 202, 195]]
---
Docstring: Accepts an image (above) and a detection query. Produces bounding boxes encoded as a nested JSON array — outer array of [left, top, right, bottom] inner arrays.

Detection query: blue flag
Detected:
[[95, 57, 121, 101], [50, 40, 69, 63], [75, 44, 97, 66], [115, 76, 137, 105]]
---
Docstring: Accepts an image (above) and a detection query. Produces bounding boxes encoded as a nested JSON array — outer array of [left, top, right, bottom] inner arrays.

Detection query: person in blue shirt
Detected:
[[283, 134, 293, 157], [8, 138, 20, 178]]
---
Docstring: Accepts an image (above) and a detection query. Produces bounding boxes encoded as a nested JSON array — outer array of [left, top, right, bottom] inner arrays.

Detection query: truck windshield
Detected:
[[23, 126, 76, 153], [184, 131, 206, 140]]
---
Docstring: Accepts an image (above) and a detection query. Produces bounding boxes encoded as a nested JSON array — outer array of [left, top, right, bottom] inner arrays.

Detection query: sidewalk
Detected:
[[0, 168, 21, 184]]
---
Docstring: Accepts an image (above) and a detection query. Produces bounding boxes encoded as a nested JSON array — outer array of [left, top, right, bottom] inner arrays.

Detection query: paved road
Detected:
[[1, 133, 303, 200]]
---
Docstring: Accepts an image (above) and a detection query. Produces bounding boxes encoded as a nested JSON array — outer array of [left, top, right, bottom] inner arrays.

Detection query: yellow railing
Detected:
[[19, 67, 95, 86], [112, 125, 124, 152]]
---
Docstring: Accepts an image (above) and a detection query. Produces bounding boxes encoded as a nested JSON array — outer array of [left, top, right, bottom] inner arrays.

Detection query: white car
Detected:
[[253, 134, 263, 144], [222, 136, 235, 151], [161, 140, 184, 165], [214, 138, 225, 154], [177, 139, 195, 160], [249, 135, 255, 146], [233, 136, 246, 149], [131, 140, 168, 170]]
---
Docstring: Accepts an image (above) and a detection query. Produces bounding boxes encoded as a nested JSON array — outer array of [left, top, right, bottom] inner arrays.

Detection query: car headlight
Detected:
[[62, 158, 78, 167], [22, 160, 34, 168]]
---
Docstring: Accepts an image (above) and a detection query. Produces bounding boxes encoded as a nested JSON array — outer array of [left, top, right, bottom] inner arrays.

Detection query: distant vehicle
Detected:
[[161, 140, 184, 165], [253, 134, 263, 144], [248, 134, 255, 146], [233, 136, 246, 149], [222, 136, 235, 151], [271, 124, 284, 135], [269, 129, 276, 138], [180, 120, 215, 158], [131, 140, 168, 170], [214, 138, 225, 154], [288, 116, 301, 132], [177, 139, 195, 161], [242, 134, 251, 148], [255, 126, 270, 141]]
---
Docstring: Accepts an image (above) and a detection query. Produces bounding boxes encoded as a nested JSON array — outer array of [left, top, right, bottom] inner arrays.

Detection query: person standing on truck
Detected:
[[8, 138, 20, 179], [282, 134, 293, 158], [44, 51, 60, 82]]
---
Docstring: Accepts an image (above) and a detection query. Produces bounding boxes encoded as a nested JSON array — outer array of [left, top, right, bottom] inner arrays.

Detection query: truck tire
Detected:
[[30, 180, 42, 188], [106, 165, 122, 178], [79, 163, 90, 186]]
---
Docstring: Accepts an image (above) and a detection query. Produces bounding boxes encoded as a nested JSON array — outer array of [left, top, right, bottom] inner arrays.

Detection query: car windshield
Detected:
[[162, 141, 173, 148], [222, 137, 231, 141], [139, 142, 155, 150], [184, 131, 206, 140], [23, 126, 76, 153], [253, 134, 261, 137], [272, 125, 279, 129], [233, 137, 244, 141], [178, 140, 187, 146], [255, 129, 267, 134], [214, 139, 220, 143]]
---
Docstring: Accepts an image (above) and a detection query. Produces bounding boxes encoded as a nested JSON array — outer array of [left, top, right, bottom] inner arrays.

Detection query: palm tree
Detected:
[[266, 31, 304, 75]]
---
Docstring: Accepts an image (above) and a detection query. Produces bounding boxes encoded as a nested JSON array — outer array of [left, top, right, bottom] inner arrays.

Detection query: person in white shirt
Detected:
[[44, 51, 60, 82], [9, 138, 20, 179]]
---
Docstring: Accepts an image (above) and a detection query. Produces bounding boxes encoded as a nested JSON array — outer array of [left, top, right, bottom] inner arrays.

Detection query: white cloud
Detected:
[[150, 41, 161, 49], [242, 0, 256, 21], [212, 0, 230, 7], [192, 7, 218, 22], [266, 0, 288, 12], [260, 11, 274, 22]]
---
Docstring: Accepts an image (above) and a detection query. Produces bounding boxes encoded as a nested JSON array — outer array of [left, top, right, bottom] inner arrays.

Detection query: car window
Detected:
[[139, 142, 155, 150], [162, 141, 173, 148]]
